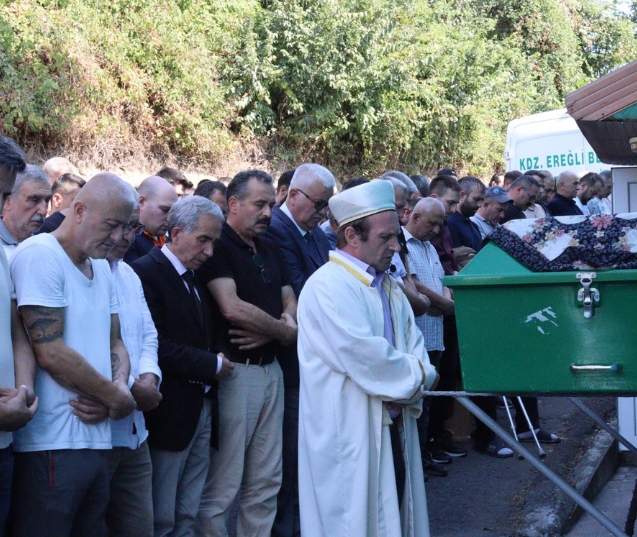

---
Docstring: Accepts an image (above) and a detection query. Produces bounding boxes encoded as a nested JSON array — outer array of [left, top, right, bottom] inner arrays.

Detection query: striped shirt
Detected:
[[403, 227, 445, 352]]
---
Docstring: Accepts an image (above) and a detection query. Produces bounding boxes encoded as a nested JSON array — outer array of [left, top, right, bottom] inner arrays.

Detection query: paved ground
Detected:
[[566, 465, 637, 537], [225, 395, 616, 536], [426, 396, 616, 537]]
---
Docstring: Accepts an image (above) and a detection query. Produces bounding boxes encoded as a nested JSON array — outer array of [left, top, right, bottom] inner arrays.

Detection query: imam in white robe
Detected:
[[297, 250, 437, 537]]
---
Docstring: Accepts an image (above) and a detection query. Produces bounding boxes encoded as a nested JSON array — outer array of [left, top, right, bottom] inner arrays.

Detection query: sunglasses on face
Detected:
[[296, 189, 329, 212]]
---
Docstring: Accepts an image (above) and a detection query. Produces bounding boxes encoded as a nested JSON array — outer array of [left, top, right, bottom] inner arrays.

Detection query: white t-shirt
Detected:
[[0, 248, 15, 449], [10, 234, 118, 452]]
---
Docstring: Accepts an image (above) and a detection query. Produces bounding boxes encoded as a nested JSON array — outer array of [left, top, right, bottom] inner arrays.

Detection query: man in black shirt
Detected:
[[546, 171, 583, 216], [501, 175, 540, 224], [196, 170, 297, 537]]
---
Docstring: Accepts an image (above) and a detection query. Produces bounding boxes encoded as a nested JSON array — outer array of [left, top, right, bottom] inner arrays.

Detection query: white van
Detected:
[[504, 108, 608, 175]]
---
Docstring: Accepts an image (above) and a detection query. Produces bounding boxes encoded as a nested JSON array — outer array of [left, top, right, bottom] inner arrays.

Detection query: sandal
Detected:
[[517, 428, 560, 444], [475, 438, 514, 458]]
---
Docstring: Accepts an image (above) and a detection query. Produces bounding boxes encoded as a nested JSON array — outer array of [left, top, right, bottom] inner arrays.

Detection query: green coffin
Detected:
[[444, 242, 637, 395]]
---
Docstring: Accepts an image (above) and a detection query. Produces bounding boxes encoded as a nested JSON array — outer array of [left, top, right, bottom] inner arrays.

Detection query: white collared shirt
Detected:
[[160, 244, 221, 375], [281, 202, 307, 237], [110, 260, 162, 449]]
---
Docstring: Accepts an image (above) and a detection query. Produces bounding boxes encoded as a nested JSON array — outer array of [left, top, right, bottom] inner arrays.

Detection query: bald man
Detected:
[[266, 163, 334, 537], [42, 157, 79, 185], [124, 176, 178, 264], [10, 173, 138, 537], [546, 171, 583, 216]]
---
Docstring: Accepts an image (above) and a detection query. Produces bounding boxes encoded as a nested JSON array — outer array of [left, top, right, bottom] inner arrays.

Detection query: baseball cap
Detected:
[[436, 167, 457, 177], [485, 186, 511, 203]]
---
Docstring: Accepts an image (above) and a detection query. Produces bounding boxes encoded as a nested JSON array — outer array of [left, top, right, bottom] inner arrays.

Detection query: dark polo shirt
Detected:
[[37, 211, 66, 234], [501, 201, 527, 224], [198, 222, 290, 363], [546, 193, 584, 217], [448, 211, 482, 252]]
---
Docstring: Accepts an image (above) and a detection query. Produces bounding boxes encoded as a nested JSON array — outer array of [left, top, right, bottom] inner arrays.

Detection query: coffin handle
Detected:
[[570, 363, 623, 373]]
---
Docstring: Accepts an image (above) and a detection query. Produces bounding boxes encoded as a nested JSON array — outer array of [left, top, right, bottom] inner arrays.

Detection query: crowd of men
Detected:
[[0, 132, 615, 537]]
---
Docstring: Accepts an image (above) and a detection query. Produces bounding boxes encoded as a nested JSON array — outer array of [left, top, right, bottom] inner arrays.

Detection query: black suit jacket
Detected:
[[124, 233, 156, 265], [131, 247, 219, 451], [265, 206, 331, 387]]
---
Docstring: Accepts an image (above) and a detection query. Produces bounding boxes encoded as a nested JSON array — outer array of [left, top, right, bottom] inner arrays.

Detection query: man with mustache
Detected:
[[196, 170, 297, 537], [0, 165, 51, 259]]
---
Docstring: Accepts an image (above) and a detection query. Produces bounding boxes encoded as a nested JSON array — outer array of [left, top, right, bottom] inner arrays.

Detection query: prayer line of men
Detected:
[[1, 142, 601, 537]]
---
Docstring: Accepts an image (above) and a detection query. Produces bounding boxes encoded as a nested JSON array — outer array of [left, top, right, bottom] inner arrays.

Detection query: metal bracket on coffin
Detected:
[[576, 272, 600, 319]]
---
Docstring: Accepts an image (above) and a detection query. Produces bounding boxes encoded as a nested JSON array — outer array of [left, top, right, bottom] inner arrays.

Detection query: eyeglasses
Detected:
[[524, 188, 537, 202], [252, 253, 272, 284], [296, 189, 329, 212], [123, 222, 146, 235]]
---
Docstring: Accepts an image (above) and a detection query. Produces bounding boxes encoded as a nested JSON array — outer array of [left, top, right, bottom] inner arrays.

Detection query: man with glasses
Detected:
[[522, 170, 550, 219], [0, 136, 38, 537], [266, 163, 334, 537], [10, 173, 138, 536], [500, 175, 541, 224], [101, 205, 161, 537], [196, 170, 297, 537], [546, 171, 584, 217], [124, 176, 178, 264]]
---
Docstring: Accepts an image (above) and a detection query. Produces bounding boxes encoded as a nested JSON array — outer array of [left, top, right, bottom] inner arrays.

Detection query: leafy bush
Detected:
[[0, 0, 636, 176]]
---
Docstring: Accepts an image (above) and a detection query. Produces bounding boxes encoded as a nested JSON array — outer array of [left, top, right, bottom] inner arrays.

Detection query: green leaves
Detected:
[[0, 0, 636, 175]]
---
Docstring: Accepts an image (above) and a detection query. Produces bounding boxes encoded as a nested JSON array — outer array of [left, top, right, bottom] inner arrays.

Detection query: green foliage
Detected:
[[0, 0, 636, 175]]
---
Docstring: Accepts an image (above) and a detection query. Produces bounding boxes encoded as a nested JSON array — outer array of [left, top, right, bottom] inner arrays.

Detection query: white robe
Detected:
[[297, 251, 437, 537]]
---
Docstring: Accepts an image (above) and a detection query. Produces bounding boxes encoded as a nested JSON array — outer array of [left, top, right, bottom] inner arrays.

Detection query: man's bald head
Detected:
[[42, 157, 78, 185], [406, 197, 445, 242], [286, 164, 336, 231], [137, 175, 178, 236], [556, 171, 580, 199], [59, 173, 137, 261], [137, 175, 175, 199], [76, 173, 137, 209]]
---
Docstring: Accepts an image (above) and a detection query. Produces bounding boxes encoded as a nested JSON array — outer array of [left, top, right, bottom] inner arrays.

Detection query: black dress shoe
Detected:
[[422, 450, 449, 477]]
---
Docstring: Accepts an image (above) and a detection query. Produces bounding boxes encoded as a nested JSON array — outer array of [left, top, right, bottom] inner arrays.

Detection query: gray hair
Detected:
[[290, 163, 336, 190], [556, 171, 578, 189], [12, 164, 50, 196], [382, 171, 418, 195], [167, 195, 224, 239], [380, 176, 408, 197]]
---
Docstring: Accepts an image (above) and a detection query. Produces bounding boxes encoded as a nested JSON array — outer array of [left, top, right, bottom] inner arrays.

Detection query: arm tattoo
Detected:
[[22, 306, 64, 345], [111, 353, 125, 382], [69, 384, 103, 404]]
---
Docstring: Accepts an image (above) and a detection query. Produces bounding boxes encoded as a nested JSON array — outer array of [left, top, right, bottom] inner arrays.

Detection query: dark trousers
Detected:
[[416, 351, 443, 443], [272, 386, 300, 537], [427, 316, 460, 441], [0, 445, 12, 537], [390, 417, 405, 508], [513, 397, 540, 433], [11, 449, 109, 537], [472, 396, 499, 449]]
